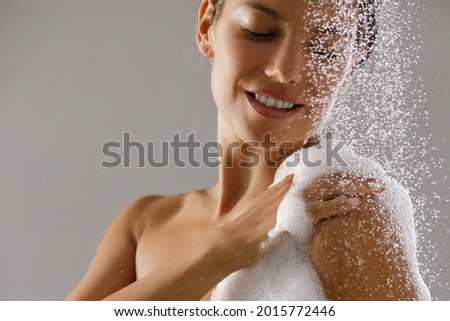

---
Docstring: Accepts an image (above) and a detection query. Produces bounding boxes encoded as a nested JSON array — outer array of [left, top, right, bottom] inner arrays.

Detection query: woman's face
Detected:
[[199, 0, 359, 154]]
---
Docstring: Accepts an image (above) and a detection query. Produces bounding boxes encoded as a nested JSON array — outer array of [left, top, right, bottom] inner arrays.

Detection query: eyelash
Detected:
[[240, 27, 341, 60], [311, 50, 340, 60], [240, 27, 276, 41], [309, 46, 340, 60], [308, 39, 341, 60]]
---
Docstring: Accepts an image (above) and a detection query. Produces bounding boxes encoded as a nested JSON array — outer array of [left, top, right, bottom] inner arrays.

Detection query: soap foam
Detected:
[[211, 135, 431, 300]]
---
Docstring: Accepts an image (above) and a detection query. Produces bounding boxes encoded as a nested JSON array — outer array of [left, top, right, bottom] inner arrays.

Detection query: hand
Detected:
[[302, 172, 386, 222], [211, 174, 295, 271], [209, 172, 385, 273]]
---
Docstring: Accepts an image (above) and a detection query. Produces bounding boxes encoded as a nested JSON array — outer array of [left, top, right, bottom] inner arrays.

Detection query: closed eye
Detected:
[[308, 40, 341, 60], [311, 49, 340, 60], [240, 27, 276, 40]]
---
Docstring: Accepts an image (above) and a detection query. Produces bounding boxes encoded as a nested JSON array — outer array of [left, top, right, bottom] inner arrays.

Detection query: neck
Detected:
[[208, 115, 303, 219]]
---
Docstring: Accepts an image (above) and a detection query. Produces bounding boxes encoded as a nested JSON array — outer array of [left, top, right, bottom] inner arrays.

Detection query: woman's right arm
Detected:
[[65, 195, 236, 301], [65, 174, 296, 301], [102, 231, 235, 301]]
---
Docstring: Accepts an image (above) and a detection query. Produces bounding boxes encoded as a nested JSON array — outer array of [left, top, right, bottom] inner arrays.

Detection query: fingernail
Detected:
[[347, 197, 360, 208]]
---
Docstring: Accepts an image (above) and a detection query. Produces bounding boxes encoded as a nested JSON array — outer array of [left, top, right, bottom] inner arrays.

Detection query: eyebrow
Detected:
[[237, 2, 283, 22]]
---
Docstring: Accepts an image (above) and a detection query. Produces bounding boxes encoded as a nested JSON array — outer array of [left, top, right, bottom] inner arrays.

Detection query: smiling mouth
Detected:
[[248, 92, 301, 110]]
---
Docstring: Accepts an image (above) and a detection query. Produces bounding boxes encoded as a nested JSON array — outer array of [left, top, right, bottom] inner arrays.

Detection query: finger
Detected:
[[262, 183, 293, 233], [252, 174, 293, 205], [275, 174, 295, 187], [306, 195, 360, 221], [243, 175, 294, 241], [302, 172, 385, 202], [267, 174, 294, 197]]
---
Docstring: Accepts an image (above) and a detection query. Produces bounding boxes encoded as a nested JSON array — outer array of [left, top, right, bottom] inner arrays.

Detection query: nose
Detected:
[[264, 38, 305, 86]]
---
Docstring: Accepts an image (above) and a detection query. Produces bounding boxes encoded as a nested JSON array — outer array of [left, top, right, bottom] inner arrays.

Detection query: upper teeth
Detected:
[[254, 94, 296, 109]]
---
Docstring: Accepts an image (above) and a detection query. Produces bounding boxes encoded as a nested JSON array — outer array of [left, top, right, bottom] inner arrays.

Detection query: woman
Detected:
[[66, 0, 429, 300]]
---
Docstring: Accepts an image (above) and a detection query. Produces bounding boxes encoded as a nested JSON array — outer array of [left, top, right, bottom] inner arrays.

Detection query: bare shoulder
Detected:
[[308, 176, 430, 300], [123, 191, 193, 243], [65, 190, 198, 300]]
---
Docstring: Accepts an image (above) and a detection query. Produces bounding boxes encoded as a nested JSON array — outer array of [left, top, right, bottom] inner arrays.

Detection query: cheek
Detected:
[[296, 57, 352, 132], [305, 56, 350, 106], [210, 41, 237, 100], [209, 46, 245, 123], [304, 37, 355, 104], [220, 38, 263, 80], [211, 37, 262, 101]]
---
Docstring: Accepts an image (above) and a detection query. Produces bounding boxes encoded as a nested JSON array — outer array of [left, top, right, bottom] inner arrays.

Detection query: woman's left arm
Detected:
[[308, 193, 430, 300]]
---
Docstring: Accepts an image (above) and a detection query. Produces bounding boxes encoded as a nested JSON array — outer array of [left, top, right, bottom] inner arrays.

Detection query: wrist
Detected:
[[202, 227, 240, 277]]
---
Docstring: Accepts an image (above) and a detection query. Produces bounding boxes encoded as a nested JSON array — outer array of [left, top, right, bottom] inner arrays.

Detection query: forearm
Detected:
[[102, 237, 233, 301]]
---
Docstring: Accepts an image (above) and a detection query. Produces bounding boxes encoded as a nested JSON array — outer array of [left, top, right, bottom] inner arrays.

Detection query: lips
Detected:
[[245, 91, 304, 120]]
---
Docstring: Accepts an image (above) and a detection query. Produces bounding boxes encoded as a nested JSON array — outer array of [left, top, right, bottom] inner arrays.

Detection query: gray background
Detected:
[[0, 0, 448, 300]]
